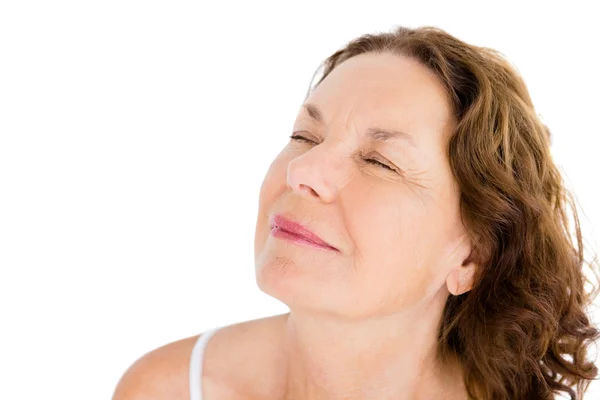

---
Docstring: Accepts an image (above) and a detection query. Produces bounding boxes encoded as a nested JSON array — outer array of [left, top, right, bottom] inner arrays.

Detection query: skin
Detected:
[[253, 51, 479, 400]]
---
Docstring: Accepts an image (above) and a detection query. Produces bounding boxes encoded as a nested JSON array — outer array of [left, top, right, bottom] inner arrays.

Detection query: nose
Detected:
[[286, 145, 347, 203]]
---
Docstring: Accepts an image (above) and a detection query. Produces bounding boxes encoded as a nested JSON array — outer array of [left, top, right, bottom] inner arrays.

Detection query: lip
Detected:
[[270, 214, 337, 251]]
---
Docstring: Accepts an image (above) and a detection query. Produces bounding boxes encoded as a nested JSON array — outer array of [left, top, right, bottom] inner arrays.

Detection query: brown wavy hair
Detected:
[[304, 26, 600, 399]]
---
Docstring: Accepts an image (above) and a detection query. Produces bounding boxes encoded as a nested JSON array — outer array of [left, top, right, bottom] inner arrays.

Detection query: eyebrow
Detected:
[[301, 103, 416, 147]]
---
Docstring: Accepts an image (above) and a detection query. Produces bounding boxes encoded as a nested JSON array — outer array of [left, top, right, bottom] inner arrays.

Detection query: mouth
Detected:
[[270, 213, 338, 251]]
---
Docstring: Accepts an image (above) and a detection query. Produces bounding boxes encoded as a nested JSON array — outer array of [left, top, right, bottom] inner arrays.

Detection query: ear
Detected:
[[445, 244, 479, 296]]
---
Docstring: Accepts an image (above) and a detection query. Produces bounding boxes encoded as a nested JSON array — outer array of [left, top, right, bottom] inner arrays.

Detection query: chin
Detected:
[[254, 256, 371, 319]]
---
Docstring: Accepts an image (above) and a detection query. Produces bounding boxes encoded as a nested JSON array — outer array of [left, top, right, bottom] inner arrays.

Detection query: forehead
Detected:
[[298, 52, 455, 141]]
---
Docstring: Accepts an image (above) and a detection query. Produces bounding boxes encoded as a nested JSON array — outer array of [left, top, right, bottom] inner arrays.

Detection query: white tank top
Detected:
[[189, 327, 220, 400]]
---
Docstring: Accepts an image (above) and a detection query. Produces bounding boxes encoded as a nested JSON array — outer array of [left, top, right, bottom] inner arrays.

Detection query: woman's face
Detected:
[[254, 52, 474, 318]]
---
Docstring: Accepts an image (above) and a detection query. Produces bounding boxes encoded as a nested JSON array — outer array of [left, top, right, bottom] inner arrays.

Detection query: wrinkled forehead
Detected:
[[297, 53, 456, 145]]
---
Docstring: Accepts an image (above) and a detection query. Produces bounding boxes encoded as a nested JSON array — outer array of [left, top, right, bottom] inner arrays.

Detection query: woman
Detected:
[[113, 26, 600, 400]]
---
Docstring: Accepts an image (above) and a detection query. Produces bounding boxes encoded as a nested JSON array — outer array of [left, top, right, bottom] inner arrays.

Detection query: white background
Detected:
[[1, 1, 599, 399]]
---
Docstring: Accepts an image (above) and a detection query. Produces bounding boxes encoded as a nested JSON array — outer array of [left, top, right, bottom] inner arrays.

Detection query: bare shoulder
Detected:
[[111, 333, 201, 400], [112, 313, 288, 400]]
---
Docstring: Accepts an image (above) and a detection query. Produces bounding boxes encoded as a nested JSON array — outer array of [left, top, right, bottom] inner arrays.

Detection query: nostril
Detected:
[[299, 184, 318, 198]]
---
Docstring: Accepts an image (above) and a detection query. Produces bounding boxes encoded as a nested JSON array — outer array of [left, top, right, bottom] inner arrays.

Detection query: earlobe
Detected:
[[446, 264, 476, 296], [446, 237, 478, 296], [446, 269, 459, 295]]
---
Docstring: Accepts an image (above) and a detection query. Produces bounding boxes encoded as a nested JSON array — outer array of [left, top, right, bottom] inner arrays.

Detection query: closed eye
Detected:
[[363, 158, 396, 172], [289, 134, 399, 173], [289, 134, 315, 144]]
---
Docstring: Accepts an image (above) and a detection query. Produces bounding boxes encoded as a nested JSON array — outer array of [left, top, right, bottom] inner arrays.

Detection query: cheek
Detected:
[[349, 187, 428, 257], [346, 187, 449, 291], [259, 153, 289, 206], [255, 153, 290, 246]]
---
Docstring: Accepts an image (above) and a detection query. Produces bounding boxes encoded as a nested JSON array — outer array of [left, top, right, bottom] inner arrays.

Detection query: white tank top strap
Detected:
[[189, 327, 220, 400]]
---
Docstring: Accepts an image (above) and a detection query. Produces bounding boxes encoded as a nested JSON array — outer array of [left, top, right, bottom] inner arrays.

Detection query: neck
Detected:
[[278, 291, 465, 400]]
